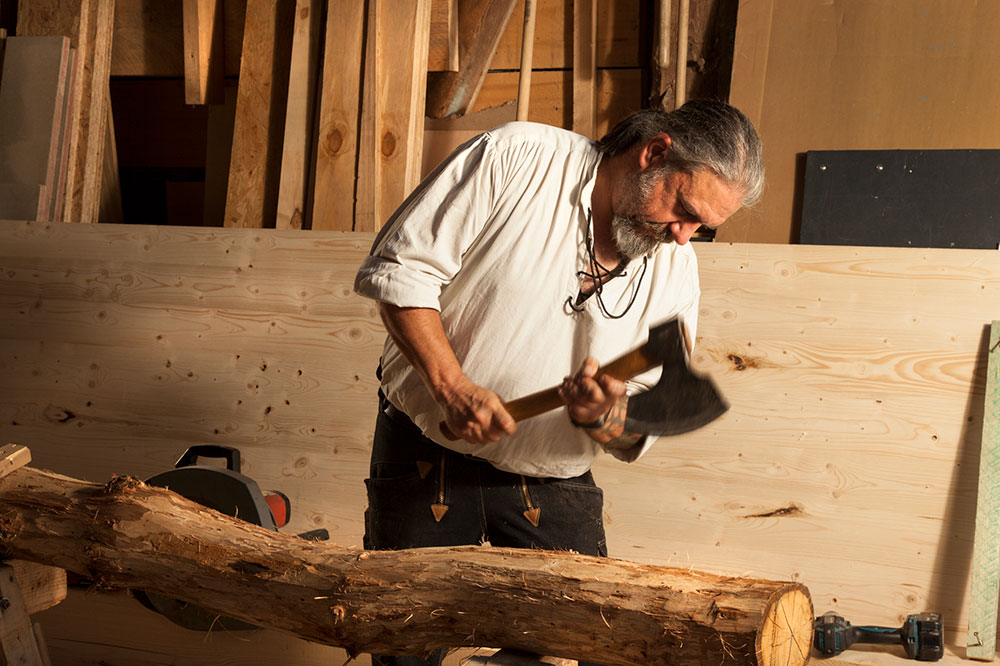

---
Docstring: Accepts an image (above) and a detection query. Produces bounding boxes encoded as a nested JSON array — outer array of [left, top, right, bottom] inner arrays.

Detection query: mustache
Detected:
[[618, 216, 676, 243]]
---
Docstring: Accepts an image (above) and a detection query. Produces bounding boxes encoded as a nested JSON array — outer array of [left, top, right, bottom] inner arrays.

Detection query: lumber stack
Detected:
[[11, 0, 121, 225]]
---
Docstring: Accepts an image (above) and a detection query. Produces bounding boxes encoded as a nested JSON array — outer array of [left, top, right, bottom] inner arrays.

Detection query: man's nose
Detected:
[[671, 221, 701, 245]]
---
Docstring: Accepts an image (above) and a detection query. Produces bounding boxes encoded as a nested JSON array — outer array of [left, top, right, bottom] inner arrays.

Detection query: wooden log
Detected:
[[0, 465, 813, 666]]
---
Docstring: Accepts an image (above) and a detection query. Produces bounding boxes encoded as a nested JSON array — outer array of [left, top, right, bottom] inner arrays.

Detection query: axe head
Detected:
[[624, 318, 729, 437]]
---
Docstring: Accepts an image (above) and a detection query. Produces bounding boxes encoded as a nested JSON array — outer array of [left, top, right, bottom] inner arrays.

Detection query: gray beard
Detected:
[[612, 215, 672, 261]]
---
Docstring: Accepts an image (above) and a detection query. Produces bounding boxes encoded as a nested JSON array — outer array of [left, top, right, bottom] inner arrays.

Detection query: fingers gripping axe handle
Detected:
[[438, 318, 720, 441]]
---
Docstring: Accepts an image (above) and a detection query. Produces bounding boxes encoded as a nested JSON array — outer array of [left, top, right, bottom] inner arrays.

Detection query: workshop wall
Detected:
[[3, 220, 998, 665], [721, 0, 1000, 244]]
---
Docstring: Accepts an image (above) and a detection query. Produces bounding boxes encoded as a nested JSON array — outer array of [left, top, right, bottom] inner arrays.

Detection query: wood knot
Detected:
[[381, 131, 397, 157], [103, 475, 144, 495], [324, 126, 344, 156]]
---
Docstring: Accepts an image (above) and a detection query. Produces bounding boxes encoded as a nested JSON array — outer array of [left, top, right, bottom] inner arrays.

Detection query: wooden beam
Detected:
[[428, 0, 459, 72], [181, 0, 224, 106], [572, 0, 597, 137], [425, 0, 519, 120], [275, 0, 322, 230], [223, 0, 295, 228], [0, 465, 813, 666], [310, 1, 365, 232]]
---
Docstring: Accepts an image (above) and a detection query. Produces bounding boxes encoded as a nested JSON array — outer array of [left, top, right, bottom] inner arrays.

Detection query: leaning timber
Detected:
[[0, 466, 813, 666]]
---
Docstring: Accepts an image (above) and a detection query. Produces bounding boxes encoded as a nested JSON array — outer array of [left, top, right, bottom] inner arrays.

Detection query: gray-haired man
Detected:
[[354, 99, 763, 666]]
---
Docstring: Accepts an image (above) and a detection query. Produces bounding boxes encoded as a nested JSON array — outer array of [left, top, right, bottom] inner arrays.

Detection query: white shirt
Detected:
[[354, 122, 701, 478]]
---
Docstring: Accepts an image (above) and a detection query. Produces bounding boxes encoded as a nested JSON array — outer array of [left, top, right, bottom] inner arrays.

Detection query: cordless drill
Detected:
[[813, 611, 943, 661]]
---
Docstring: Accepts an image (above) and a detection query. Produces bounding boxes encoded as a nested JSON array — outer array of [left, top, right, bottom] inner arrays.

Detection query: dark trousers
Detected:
[[365, 403, 607, 666]]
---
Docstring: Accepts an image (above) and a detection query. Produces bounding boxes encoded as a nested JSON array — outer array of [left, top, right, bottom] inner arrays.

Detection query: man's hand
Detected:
[[438, 376, 517, 444], [558, 356, 626, 426]]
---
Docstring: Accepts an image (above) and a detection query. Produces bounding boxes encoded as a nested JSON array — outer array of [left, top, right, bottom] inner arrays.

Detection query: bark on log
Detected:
[[0, 466, 813, 666]]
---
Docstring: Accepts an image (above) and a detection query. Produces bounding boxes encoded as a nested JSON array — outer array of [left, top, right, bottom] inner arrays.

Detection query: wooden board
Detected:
[[223, 0, 295, 228], [0, 36, 71, 222], [309, 1, 366, 232], [3, 223, 999, 665], [0, 184, 46, 221], [0, 565, 44, 666], [967, 321, 1000, 659], [356, 0, 432, 231], [181, 0, 224, 105], [109, 0, 244, 78], [6, 560, 66, 616], [275, 0, 322, 231]]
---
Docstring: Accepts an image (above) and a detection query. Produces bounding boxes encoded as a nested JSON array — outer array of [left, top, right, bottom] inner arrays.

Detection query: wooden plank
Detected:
[[6, 561, 66, 616], [275, 0, 322, 231], [18, 0, 116, 225], [572, 0, 597, 137], [354, 0, 378, 231], [0, 443, 30, 479], [110, 0, 245, 78], [490, 0, 642, 70], [0, 565, 44, 666], [425, 0, 519, 120], [98, 91, 124, 224], [223, 0, 295, 228], [182, 0, 224, 105], [203, 81, 237, 226], [429, 0, 459, 72], [0, 184, 46, 220], [75, 0, 115, 225], [49, 48, 76, 222], [967, 320, 1000, 659], [0, 36, 71, 222], [357, 0, 432, 231], [309, 1, 365, 231]]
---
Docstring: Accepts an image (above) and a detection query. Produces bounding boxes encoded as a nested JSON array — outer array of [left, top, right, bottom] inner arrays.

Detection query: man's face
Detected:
[[611, 166, 743, 260]]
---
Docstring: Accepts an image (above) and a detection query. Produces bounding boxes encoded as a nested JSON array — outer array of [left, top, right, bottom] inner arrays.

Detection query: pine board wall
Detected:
[[2, 220, 998, 665]]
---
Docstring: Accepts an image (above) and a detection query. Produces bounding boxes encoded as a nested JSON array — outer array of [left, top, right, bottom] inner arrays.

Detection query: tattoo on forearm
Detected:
[[590, 396, 643, 449]]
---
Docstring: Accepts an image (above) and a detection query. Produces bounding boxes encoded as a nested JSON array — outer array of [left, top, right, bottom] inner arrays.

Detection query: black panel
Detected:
[[800, 150, 1000, 249]]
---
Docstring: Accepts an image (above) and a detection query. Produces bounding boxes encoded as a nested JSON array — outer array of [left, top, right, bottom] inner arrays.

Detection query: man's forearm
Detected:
[[578, 395, 643, 450], [377, 303, 464, 403]]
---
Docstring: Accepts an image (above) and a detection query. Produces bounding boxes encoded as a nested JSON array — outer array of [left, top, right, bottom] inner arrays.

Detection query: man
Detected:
[[353, 99, 763, 666]]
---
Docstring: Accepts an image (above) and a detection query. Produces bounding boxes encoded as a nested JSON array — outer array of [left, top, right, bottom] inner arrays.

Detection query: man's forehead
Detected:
[[685, 170, 743, 221]]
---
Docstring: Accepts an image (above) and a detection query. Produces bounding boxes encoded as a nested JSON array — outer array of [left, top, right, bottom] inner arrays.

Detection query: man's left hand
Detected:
[[558, 357, 626, 426]]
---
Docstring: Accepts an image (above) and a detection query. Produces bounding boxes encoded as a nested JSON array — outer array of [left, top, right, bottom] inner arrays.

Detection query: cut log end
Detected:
[[756, 586, 813, 666]]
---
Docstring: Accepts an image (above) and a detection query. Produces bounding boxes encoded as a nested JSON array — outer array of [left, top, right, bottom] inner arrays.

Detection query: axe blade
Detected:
[[624, 319, 729, 436]]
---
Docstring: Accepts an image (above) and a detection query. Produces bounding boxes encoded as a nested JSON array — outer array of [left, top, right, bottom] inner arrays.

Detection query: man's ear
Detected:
[[638, 133, 672, 170]]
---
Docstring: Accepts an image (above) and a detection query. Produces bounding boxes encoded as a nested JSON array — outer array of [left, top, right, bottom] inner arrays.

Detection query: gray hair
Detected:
[[596, 99, 764, 207]]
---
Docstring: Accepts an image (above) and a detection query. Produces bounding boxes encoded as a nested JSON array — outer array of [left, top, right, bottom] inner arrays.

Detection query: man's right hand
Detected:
[[438, 376, 517, 444]]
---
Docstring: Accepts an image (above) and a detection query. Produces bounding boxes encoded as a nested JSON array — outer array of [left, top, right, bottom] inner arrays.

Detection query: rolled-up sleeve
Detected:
[[354, 132, 497, 309]]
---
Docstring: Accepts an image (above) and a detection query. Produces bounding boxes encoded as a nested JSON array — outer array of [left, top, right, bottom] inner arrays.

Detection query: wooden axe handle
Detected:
[[439, 342, 664, 440]]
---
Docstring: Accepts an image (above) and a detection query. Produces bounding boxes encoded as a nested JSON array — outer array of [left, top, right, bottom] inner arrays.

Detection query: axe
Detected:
[[440, 317, 728, 440]]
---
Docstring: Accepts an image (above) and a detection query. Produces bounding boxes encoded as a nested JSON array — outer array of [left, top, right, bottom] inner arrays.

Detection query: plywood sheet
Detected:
[[723, 0, 1000, 244], [2, 222, 998, 665]]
